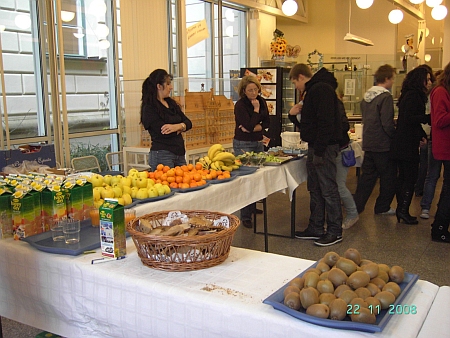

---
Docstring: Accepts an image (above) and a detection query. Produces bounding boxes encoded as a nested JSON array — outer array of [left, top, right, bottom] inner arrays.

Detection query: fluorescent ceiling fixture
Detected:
[[15, 14, 31, 30], [61, 11, 75, 22], [426, 0, 442, 7], [356, 0, 374, 9], [225, 9, 234, 22], [225, 26, 233, 38], [389, 9, 404, 24], [409, 0, 425, 3], [98, 39, 110, 49], [344, 33, 374, 46], [282, 0, 298, 16], [431, 5, 448, 20], [424, 54, 431, 62]]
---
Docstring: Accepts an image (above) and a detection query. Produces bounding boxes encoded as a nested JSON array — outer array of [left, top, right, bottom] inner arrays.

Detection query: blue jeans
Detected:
[[149, 150, 186, 170], [306, 144, 342, 236], [421, 142, 443, 210], [336, 149, 358, 219], [233, 139, 264, 221], [431, 160, 450, 235]]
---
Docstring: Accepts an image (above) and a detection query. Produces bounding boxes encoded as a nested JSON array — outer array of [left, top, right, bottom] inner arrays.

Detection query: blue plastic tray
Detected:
[[263, 261, 419, 333], [208, 175, 237, 184], [22, 219, 130, 256], [172, 181, 210, 193], [231, 166, 259, 176], [132, 190, 175, 205]]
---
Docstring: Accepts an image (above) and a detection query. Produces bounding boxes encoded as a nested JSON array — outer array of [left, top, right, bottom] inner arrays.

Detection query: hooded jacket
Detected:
[[430, 85, 450, 160], [293, 68, 342, 157], [360, 86, 396, 152]]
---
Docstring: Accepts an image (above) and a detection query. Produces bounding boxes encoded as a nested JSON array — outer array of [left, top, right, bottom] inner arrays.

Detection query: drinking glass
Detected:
[[51, 219, 65, 242], [63, 219, 80, 244]]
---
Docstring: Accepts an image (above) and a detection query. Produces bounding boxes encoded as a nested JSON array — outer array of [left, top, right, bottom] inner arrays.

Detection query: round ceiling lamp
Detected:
[[282, 0, 298, 16], [426, 0, 442, 7], [95, 23, 110, 38], [409, 0, 425, 4], [15, 14, 31, 30], [388, 9, 403, 24], [98, 39, 110, 49], [60, 11, 75, 22], [431, 5, 448, 20], [424, 54, 431, 62], [356, 0, 374, 9]]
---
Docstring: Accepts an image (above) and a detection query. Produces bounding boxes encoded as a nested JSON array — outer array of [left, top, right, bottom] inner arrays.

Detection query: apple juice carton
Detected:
[[0, 186, 13, 239], [11, 189, 37, 239], [63, 179, 84, 221], [41, 183, 67, 231], [81, 180, 94, 220], [28, 184, 44, 234], [99, 199, 126, 258]]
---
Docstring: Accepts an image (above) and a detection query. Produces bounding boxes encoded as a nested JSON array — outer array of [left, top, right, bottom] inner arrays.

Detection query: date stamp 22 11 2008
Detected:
[[347, 304, 417, 315]]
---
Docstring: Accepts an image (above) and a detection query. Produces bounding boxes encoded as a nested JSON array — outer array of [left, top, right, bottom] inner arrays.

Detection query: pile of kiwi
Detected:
[[283, 248, 405, 324]]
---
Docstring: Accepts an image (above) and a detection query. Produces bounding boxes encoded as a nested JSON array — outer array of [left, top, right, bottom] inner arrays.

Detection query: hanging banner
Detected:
[[187, 19, 209, 48]]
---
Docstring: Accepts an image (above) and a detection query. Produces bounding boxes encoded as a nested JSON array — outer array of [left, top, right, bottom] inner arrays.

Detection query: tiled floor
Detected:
[[2, 167, 449, 337]]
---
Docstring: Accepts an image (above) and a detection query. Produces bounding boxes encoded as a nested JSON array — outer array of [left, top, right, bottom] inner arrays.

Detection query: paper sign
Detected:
[[187, 19, 210, 48], [344, 79, 356, 96]]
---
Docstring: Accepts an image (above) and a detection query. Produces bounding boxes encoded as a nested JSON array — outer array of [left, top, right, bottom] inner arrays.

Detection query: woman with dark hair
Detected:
[[140, 69, 192, 169], [391, 67, 431, 224], [430, 62, 450, 243]]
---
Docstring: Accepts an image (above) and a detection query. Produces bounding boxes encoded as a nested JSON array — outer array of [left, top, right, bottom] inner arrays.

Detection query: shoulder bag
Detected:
[[341, 144, 356, 167]]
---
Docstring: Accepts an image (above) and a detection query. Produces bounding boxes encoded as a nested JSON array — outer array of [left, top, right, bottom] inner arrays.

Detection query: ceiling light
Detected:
[[282, 0, 298, 16], [389, 9, 404, 24], [60, 11, 75, 22], [344, 33, 374, 46], [426, 0, 442, 7], [431, 5, 448, 20], [410, 0, 425, 4], [15, 14, 31, 30], [356, 0, 374, 9], [95, 23, 110, 38], [424, 54, 431, 62], [98, 39, 110, 49]]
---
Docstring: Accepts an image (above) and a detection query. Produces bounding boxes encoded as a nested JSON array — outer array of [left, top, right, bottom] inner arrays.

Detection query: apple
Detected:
[[94, 199, 104, 208], [121, 177, 132, 187], [156, 186, 165, 196], [147, 187, 158, 198], [154, 183, 162, 190], [93, 187, 102, 201], [112, 187, 123, 198], [136, 177, 148, 189], [163, 185, 171, 195], [122, 193, 132, 205], [138, 171, 148, 179], [147, 179, 155, 188], [101, 186, 115, 199], [90, 174, 104, 188], [136, 188, 149, 199], [122, 186, 132, 195], [110, 176, 122, 186], [117, 197, 125, 205], [103, 175, 113, 185], [128, 168, 139, 176], [130, 187, 139, 199]]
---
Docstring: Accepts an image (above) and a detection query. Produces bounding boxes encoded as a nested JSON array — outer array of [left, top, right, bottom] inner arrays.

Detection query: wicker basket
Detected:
[[127, 210, 240, 271]]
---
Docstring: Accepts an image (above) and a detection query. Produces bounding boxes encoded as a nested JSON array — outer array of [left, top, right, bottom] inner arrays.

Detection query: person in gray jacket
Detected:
[[353, 64, 397, 214]]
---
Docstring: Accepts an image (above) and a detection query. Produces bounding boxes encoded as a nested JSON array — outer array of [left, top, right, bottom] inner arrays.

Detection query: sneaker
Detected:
[[420, 209, 430, 219], [295, 229, 322, 240], [314, 233, 343, 247], [342, 216, 359, 230], [376, 208, 396, 215]]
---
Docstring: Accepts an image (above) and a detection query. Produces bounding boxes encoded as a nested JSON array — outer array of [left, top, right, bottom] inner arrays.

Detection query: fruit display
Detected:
[[281, 248, 411, 324], [197, 143, 241, 171]]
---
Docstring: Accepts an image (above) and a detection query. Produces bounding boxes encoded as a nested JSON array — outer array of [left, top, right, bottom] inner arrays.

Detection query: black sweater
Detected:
[[234, 95, 270, 142], [141, 98, 192, 156]]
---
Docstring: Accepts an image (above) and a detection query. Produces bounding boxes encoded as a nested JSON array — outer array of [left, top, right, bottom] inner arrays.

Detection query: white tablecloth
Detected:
[[0, 238, 440, 338], [417, 286, 450, 338]]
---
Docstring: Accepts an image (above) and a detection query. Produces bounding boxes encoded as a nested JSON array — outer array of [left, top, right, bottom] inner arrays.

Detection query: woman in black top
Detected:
[[391, 67, 431, 224], [140, 69, 192, 169], [233, 75, 270, 228]]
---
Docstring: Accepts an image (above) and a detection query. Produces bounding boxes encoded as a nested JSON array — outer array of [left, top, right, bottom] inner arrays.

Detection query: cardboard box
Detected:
[[0, 144, 56, 171], [99, 199, 126, 258]]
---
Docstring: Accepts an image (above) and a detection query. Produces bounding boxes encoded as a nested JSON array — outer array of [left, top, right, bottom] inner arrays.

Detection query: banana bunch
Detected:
[[197, 144, 242, 171], [198, 156, 212, 170]]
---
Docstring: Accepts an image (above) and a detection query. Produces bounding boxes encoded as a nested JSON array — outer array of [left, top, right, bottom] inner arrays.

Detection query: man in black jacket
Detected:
[[289, 64, 343, 246]]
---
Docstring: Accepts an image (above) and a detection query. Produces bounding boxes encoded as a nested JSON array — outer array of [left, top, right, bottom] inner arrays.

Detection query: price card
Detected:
[[213, 216, 230, 228], [162, 211, 189, 226]]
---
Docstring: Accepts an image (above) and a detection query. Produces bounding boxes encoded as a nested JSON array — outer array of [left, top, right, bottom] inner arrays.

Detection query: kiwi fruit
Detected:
[[306, 303, 330, 319], [304, 272, 321, 289], [334, 284, 351, 297], [336, 258, 358, 276], [329, 298, 348, 320], [319, 293, 336, 306], [300, 287, 319, 309], [305, 267, 322, 275], [320, 271, 329, 281], [343, 248, 362, 265], [389, 265, 405, 283], [283, 285, 301, 298], [366, 283, 381, 297], [347, 271, 371, 289], [339, 289, 358, 304], [359, 259, 374, 266], [375, 291, 396, 309], [382, 281, 401, 298], [365, 297, 382, 315], [350, 307, 376, 324], [361, 262, 379, 279], [370, 277, 386, 290], [328, 268, 348, 287], [316, 261, 331, 273], [323, 251, 340, 267], [355, 287, 372, 300], [378, 263, 390, 274], [349, 297, 368, 309], [377, 271, 390, 283], [289, 277, 305, 290], [284, 292, 302, 310], [317, 279, 335, 294]]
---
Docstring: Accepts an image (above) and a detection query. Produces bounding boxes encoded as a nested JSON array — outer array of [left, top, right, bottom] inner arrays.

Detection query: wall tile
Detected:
[[75, 75, 109, 93], [3, 53, 34, 72], [0, 31, 19, 52], [4, 74, 23, 94]]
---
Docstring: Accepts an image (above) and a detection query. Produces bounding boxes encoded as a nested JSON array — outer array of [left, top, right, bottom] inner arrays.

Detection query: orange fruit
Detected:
[[217, 175, 225, 180], [210, 170, 217, 179], [189, 182, 198, 188], [204, 169, 210, 174], [161, 174, 168, 181], [223, 171, 231, 178], [148, 172, 155, 179], [195, 163, 203, 170], [163, 165, 170, 173], [182, 176, 191, 184], [187, 164, 194, 171], [175, 176, 183, 184], [155, 179, 162, 184], [161, 181, 169, 186], [156, 164, 164, 171], [180, 183, 189, 189], [199, 179, 207, 186], [167, 176, 175, 183], [193, 173, 201, 182], [216, 170, 223, 176], [175, 168, 184, 177], [166, 169, 175, 177], [181, 165, 189, 172], [154, 171, 163, 180], [205, 174, 212, 180], [169, 182, 178, 189]]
